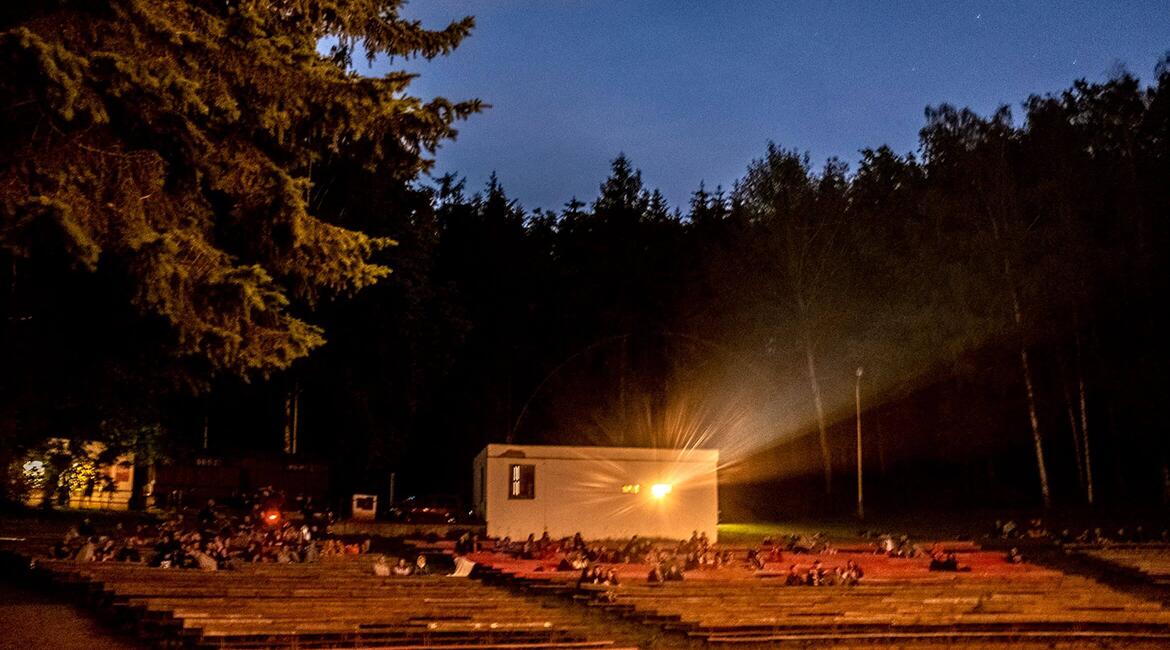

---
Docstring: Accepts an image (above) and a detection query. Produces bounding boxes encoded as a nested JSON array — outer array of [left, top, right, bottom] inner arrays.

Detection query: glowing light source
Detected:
[[264, 510, 281, 525], [650, 483, 672, 499], [621, 483, 641, 494], [22, 460, 47, 490]]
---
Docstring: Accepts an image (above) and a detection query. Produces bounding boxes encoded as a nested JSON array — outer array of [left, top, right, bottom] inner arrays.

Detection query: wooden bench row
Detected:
[[31, 556, 622, 649]]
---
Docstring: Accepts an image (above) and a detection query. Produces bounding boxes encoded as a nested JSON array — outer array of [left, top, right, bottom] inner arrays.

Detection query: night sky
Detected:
[[387, 0, 1170, 211]]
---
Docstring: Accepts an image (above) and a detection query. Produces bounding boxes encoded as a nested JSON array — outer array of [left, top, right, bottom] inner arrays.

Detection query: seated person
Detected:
[[373, 556, 391, 576], [50, 539, 71, 560], [822, 567, 840, 586], [1006, 547, 1024, 564], [197, 499, 218, 529], [600, 568, 621, 602], [153, 532, 182, 568], [647, 564, 665, 583], [929, 551, 968, 572], [604, 568, 620, 586], [784, 564, 804, 586], [95, 537, 117, 562], [805, 560, 825, 586], [303, 540, 319, 563], [454, 532, 472, 555], [577, 566, 602, 589], [74, 538, 97, 562], [191, 546, 218, 571], [413, 553, 431, 575], [392, 557, 413, 576], [747, 548, 766, 570], [664, 562, 684, 581], [767, 544, 783, 563], [845, 560, 863, 580]]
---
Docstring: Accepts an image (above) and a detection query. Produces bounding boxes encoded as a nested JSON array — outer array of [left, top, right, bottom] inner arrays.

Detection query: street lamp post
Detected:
[[855, 366, 864, 521]]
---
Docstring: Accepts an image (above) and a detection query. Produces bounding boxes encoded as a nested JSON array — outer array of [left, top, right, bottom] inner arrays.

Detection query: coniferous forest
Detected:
[[2, 2, 1169, 517]]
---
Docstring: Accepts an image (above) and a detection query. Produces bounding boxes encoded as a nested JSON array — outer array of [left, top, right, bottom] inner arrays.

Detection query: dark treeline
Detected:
[[219, 62, 1170, 515], [1, 1, 1167, 516]]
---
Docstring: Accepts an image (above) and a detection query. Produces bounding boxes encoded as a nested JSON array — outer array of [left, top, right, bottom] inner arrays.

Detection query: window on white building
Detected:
[[509, 464, 535, 499]]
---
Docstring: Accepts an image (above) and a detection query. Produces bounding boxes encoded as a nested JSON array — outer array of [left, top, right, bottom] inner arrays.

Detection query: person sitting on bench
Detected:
[[805, 560, 825, 586], [392, 557, 413, 576], [373, 556, 391, 576], [929, 551, 969, 572], [784, 564, 804, 586]]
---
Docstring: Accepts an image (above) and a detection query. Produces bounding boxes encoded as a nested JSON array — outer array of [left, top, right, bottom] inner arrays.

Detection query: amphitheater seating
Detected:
[[14, 526, 1170, 647], [1082, 547, 1170, 584], [32, 557, 625, 649], [473, 549, 1170, 645]]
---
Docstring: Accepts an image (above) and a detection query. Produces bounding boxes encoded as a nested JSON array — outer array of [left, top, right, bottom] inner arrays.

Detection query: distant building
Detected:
[[19, 440, 135, 511], [472, 444, 719, 540], [148, 455, 329, 507]]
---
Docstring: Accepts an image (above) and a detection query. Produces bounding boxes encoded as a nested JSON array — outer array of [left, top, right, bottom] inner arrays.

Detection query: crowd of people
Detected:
[[782, 559, 864, 586], [55, 508, 1113, 586], [497, 529, 867, 588], [991, 518, 1170, 546], [48, 490, 365, 571], [513, 530, 739, 578], [870, 533, 925, 558], [373, 554, 433, 576]]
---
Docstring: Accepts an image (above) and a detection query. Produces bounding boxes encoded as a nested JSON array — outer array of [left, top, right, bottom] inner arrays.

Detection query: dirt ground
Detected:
[[0, 577, 144, 650]]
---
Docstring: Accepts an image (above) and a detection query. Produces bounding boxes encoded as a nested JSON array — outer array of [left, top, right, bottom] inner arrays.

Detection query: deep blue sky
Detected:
[[384, 1, 1170, 212]]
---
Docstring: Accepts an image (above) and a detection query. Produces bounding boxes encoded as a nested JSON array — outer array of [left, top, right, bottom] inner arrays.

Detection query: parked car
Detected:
[[390, 495, 469, 523]]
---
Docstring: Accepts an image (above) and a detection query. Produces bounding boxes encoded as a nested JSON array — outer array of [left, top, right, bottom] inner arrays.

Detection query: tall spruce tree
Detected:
[[0, 0, 481, 380]]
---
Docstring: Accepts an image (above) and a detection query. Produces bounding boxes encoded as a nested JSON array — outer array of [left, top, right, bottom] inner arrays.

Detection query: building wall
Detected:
[[474, 444, 718, 541], [20, 440, 134, 511], [149, 456, 330, 507]]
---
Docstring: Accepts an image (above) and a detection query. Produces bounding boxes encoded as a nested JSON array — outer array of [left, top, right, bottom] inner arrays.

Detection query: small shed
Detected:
[[472, 444, 718, 541]]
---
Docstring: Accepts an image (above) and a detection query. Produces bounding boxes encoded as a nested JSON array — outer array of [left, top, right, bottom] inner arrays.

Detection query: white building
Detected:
[[472, 444, 719, 541]]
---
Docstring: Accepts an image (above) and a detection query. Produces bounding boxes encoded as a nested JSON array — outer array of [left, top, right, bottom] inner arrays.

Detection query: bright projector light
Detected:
[[650, 483, 672, 499]]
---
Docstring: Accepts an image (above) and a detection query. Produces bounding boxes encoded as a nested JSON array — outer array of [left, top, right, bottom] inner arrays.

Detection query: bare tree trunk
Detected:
[[1075, 328, 1093, 504], [283, 392, 292, 454], [1055, 350, 1085, 489], [1161, 461, 1170, 505], [988, 194, 1051, 508], [1006, 269, 1050, 508], [1018, 342, 1050, 508], [290, 381, 299, 456], [802, 332, 832, 495], [980, 151, 1051, 508]]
